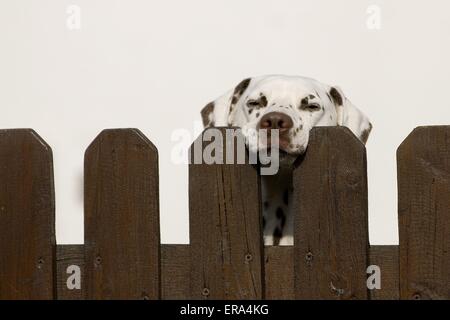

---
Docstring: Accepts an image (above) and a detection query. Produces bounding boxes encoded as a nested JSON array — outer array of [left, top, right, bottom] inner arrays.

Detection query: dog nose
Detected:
[[258, 112, 294, 132]]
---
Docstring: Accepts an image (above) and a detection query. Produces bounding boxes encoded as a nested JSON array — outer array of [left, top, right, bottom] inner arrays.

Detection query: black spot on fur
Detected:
[[276, 207, 284, 219], [276, 207, 286, 228], [260, 95, 268, 107], [230, 78, 252, 109], [247, 95, 268, 111], [273, 227, 283, 239], [299, 99, 308, 110], [255, 112, 260, 117], [201, 101, 215, 127], [281, 216, 286, 228], [329, 87, 343, 106], [234, 78, 251, 97], [360, 122, 373, 144]]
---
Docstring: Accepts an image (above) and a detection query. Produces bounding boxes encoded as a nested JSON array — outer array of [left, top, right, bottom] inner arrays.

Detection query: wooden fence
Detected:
[[0, 126, 449, 300]]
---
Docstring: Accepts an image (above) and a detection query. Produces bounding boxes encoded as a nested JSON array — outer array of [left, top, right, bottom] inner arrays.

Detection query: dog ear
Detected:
[[329, 86, 372, 144], [201, 78, 252, 128]]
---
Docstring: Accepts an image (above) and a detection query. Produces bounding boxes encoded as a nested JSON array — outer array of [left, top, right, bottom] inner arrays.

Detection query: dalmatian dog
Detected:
[[201, 75, 372, 246]]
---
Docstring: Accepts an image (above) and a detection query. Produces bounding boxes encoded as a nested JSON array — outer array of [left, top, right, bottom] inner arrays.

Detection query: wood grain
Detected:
[[264, 246, 295, 300], [369, 245, 399, 300], [189, 127, 263, 299], [3, 125, 450, 300], [161, 245, 190, 299], [0, 129, 55, 300], [84, 129, 160, 299], [293, 127, 369, 300], [56, 245, 85, 300], [160, 245, 296, 300], [397, 126, 450, 300]]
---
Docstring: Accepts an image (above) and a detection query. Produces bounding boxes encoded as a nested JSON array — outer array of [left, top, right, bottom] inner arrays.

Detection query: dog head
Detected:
[[201, 75, 372, 164]]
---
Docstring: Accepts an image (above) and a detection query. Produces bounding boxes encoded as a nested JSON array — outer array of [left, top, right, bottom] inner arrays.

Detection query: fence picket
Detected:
[[397, 126, 450, 300], [293, 127, 369, 300], [189, 127, 263, 299], [84, 129, 160, 299], [0, 129, 55, 299]]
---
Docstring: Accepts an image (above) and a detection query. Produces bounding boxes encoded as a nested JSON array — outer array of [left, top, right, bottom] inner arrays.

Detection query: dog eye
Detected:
[[306, 103, 321, 111], [246, 100, 261, 108]]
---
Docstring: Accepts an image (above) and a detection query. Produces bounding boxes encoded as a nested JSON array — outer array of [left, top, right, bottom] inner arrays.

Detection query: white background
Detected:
[[1, 0, 449, 245]]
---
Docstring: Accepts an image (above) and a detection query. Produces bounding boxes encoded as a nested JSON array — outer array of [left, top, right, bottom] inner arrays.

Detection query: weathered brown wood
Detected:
[[189, 127, 263, 299], [293, 127, 369, 300], [0, 129, 55, 300], [264, 246, 295, 300], [163, 244, 297, 300], [397, 126, 450, 300], [369, 245, 399, 300], [56, 245, 85, 300], [161, 245, 190, 299], [162, 245, 298, 300], [84, 129, 160, 299], [59, 244, 195, 300]]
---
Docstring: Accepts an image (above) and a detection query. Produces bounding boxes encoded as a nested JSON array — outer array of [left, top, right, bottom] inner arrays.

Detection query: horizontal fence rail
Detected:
[[0, 126, 449, 300]]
